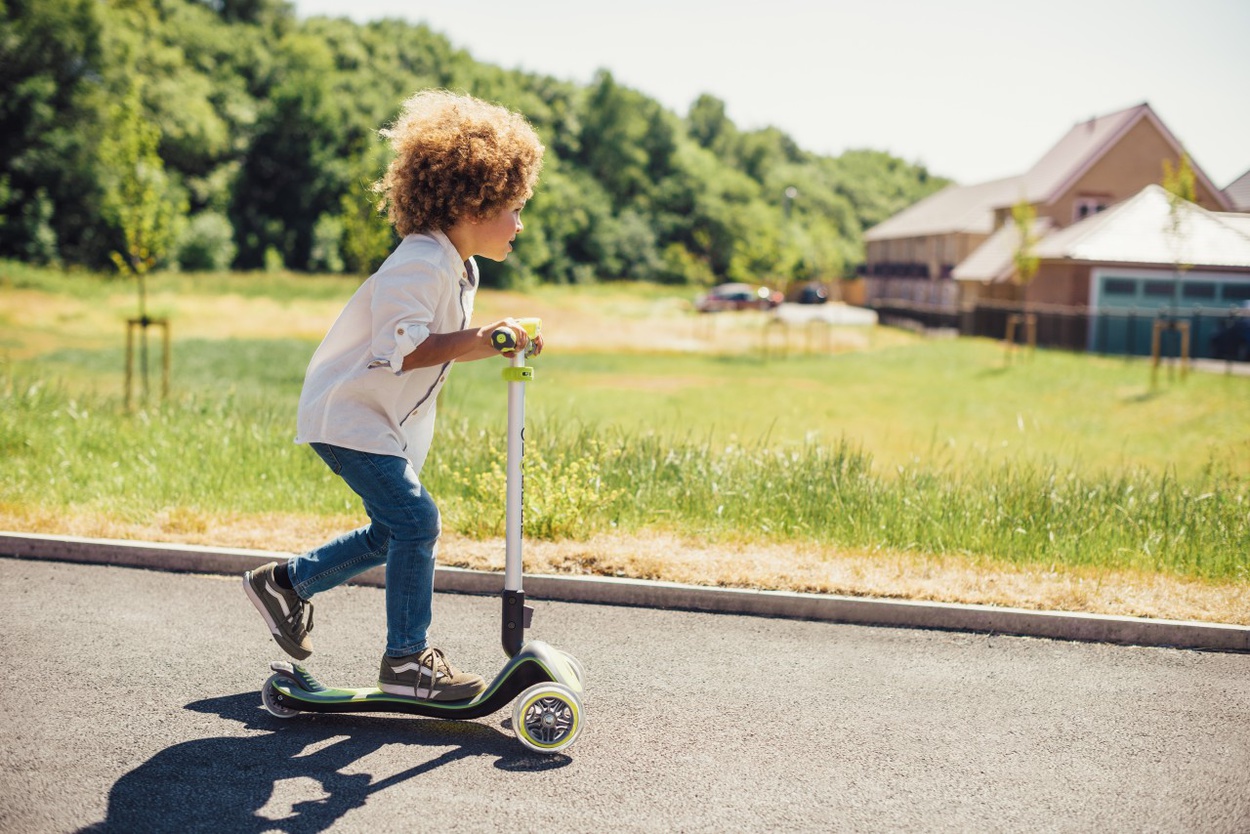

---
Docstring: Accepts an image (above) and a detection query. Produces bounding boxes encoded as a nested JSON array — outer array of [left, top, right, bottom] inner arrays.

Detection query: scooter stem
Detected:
[[504, 348, 526, 593], [495, 318, 540, 657]]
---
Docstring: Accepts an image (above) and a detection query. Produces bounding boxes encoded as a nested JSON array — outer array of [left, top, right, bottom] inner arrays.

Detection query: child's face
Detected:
[[473, 202, 526, 262]]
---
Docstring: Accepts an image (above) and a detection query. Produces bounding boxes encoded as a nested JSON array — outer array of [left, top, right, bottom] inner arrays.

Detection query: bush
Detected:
[[176, 212, 237, 271], [309, 213, 344, 273]]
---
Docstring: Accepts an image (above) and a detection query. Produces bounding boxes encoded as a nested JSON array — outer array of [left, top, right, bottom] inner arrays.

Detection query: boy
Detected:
[[243, 90, 545, 702]]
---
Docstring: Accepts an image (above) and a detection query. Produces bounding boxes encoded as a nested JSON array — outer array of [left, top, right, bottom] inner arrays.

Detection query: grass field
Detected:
[[2, 261, 1247, 623]]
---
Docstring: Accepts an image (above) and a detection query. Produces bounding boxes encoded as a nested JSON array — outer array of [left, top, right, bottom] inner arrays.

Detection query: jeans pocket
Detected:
[[311, 442, 344, 475]]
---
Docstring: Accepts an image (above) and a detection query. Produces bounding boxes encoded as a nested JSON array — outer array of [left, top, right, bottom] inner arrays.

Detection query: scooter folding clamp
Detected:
[[502, 366, 534, 382]]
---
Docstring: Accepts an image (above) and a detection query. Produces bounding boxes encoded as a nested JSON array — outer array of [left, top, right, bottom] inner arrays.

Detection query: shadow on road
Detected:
[[78, 692, 569, 833]]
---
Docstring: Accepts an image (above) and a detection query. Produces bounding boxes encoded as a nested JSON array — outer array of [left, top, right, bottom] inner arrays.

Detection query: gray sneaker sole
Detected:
[[378, 680, 487, 702]]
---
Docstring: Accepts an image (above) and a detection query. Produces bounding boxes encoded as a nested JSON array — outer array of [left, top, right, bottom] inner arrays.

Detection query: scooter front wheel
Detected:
[[512, 683, 584, 753], [261, 673, 301, 719]]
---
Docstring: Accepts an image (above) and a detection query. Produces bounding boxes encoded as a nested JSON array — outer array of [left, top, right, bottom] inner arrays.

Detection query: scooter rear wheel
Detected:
[[261, 673, 301, 719], [512, 683, 584, 753]]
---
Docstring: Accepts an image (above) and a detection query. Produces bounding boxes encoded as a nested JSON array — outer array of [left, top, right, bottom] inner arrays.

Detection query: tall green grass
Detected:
[[2, 370, 1246, 582], [3, 262, 1247, 582], [430, 419, 1247, 581]]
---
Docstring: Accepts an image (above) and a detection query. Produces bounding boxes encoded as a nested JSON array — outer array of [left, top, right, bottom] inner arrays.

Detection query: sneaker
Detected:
[[378, 648, 486, 702], [243, 562, 314, 660]]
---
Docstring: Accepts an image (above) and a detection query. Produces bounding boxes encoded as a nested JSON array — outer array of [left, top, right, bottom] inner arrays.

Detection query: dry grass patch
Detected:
[[4, 508, 1244, 627]]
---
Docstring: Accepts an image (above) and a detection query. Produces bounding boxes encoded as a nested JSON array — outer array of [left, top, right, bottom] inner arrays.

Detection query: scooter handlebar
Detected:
[[490, 317, 542, 354], [490, 328, 517, 352]]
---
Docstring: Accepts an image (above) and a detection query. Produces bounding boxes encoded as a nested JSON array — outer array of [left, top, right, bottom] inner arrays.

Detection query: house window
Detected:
[[1182, 282, 1216, 300], [1104, 279, 1136, 296], [1225, 284, 1250, 301], [1142, 281, 1174, 297], [1073, 197, 1109, 222]]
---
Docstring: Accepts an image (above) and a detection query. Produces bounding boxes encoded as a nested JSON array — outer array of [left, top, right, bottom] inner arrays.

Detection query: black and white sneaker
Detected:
[[378, 648, 486, 702], [243, 562, 314, 660]]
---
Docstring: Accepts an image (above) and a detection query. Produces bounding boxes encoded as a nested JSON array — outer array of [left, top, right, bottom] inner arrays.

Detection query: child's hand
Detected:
[[483, 318, 532, 355]]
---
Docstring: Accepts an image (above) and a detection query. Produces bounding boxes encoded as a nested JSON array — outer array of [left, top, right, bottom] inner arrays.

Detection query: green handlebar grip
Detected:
[[490, 318, 542, 353], [517, 317, 542, 339]]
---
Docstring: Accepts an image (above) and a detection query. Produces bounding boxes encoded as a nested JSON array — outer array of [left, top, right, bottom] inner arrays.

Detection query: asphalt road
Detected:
[[1, 557, 1247, 833]]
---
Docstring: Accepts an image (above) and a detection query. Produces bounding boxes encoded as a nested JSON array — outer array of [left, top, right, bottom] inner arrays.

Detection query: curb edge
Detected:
[[2, 531, 1245, 653]]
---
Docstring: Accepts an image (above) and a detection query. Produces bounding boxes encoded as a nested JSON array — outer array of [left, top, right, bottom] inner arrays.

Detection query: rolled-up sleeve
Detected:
[[370, 262, 440, 374]]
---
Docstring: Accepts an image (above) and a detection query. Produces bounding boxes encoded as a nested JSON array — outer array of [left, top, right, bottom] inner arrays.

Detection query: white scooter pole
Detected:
[[491, 318, 540, 657], [504, 347, 527, 592]]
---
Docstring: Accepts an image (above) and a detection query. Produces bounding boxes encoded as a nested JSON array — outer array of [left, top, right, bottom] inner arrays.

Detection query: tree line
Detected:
[[1, 0, 949, 288]]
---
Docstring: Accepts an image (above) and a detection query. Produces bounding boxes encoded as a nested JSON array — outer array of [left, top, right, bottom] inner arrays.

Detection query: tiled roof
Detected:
[[951, 218, 1052, 282], [1013, 104, 1149, 205], [863, 176, 1022, 241], [867, 103, 1233, 243], [1225, 169, 1250, 211], [1218, 213, 1250, 237], [1032, 184, 1250, 269]]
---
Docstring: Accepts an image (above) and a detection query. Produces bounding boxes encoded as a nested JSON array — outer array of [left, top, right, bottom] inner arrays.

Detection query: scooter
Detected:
[[259, 318, 586, 754]]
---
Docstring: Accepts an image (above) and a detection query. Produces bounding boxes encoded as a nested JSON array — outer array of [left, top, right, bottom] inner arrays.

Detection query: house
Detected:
[[861, 103, 1250, 358], [863, 103, 1232, 308], [1225, 169, 1250, 211], [955, 184, 1250, 354]]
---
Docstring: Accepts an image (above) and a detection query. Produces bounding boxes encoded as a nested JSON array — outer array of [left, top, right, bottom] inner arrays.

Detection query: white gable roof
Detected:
[[951, 218, 1052, 282], [1218, 213, 1250, 237], [1033, 184, 1250, 268]]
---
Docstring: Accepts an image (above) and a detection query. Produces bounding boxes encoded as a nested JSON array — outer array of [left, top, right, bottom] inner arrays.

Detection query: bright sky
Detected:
[[290, 0, 1250, 189]]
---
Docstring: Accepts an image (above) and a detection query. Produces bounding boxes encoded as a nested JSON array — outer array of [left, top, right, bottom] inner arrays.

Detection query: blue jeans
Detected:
[[288, 443, 440, 657]]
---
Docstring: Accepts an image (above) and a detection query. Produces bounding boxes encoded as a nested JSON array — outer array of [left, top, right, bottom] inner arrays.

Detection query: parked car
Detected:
[[695, 283, 783, 313], [789, 281, 830, 305]]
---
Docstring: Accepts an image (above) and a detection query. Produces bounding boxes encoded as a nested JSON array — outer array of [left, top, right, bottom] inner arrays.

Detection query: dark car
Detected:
[[791, 281, 830, 305], [695, 283, 783, 313]]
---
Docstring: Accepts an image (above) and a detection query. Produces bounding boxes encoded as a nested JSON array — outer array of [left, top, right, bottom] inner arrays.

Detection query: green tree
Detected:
[[1161, 152, 1196, 263], [0, 0, 950, 289], [687, 94, 736, 153], [98, 82, 186, 401], [229, 32, 356, 269], [177, 211, 237, 271], [339, 190, 393, 275], [98, 84, 186, 285], [1161, 153, 1196, 313], [821, 149, 949, 232], [0, 0, 107, 264], [578, 71, 676, 206], [1010, 199, 1040, 287]]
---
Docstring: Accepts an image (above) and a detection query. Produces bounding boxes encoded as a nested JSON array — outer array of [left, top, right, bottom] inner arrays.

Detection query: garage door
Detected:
[[1092, 273, 1250, 357]]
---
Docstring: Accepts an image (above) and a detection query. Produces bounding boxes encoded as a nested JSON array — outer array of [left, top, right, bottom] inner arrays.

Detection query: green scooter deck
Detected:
[[266, 640, 580, 721]]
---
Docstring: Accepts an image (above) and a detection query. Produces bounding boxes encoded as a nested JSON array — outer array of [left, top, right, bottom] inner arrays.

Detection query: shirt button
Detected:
[[397, 327, 405, 335]]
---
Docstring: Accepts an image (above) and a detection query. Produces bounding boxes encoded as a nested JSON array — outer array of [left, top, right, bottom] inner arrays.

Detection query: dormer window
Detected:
[[1074, 196, 1109, 222]]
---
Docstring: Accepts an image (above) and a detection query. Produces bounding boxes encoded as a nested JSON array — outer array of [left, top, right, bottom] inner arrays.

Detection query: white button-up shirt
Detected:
[[296, 230, 476, 475]]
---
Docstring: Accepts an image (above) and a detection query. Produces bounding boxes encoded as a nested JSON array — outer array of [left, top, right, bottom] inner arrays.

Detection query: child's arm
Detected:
[[398, 318, 541, 371]]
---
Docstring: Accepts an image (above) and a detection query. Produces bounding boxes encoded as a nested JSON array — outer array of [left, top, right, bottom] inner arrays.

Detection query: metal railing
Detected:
[[866, 298, 1250, 361]]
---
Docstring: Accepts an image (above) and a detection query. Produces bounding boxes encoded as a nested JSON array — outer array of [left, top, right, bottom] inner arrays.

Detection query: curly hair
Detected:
[[376, 90, 545, 236]]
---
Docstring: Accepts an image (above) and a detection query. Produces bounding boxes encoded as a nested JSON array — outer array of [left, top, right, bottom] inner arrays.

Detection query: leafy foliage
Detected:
[[1010, 200, 1039, 286], [1, 0, 948, 284], [98, 84, 185, 279]]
